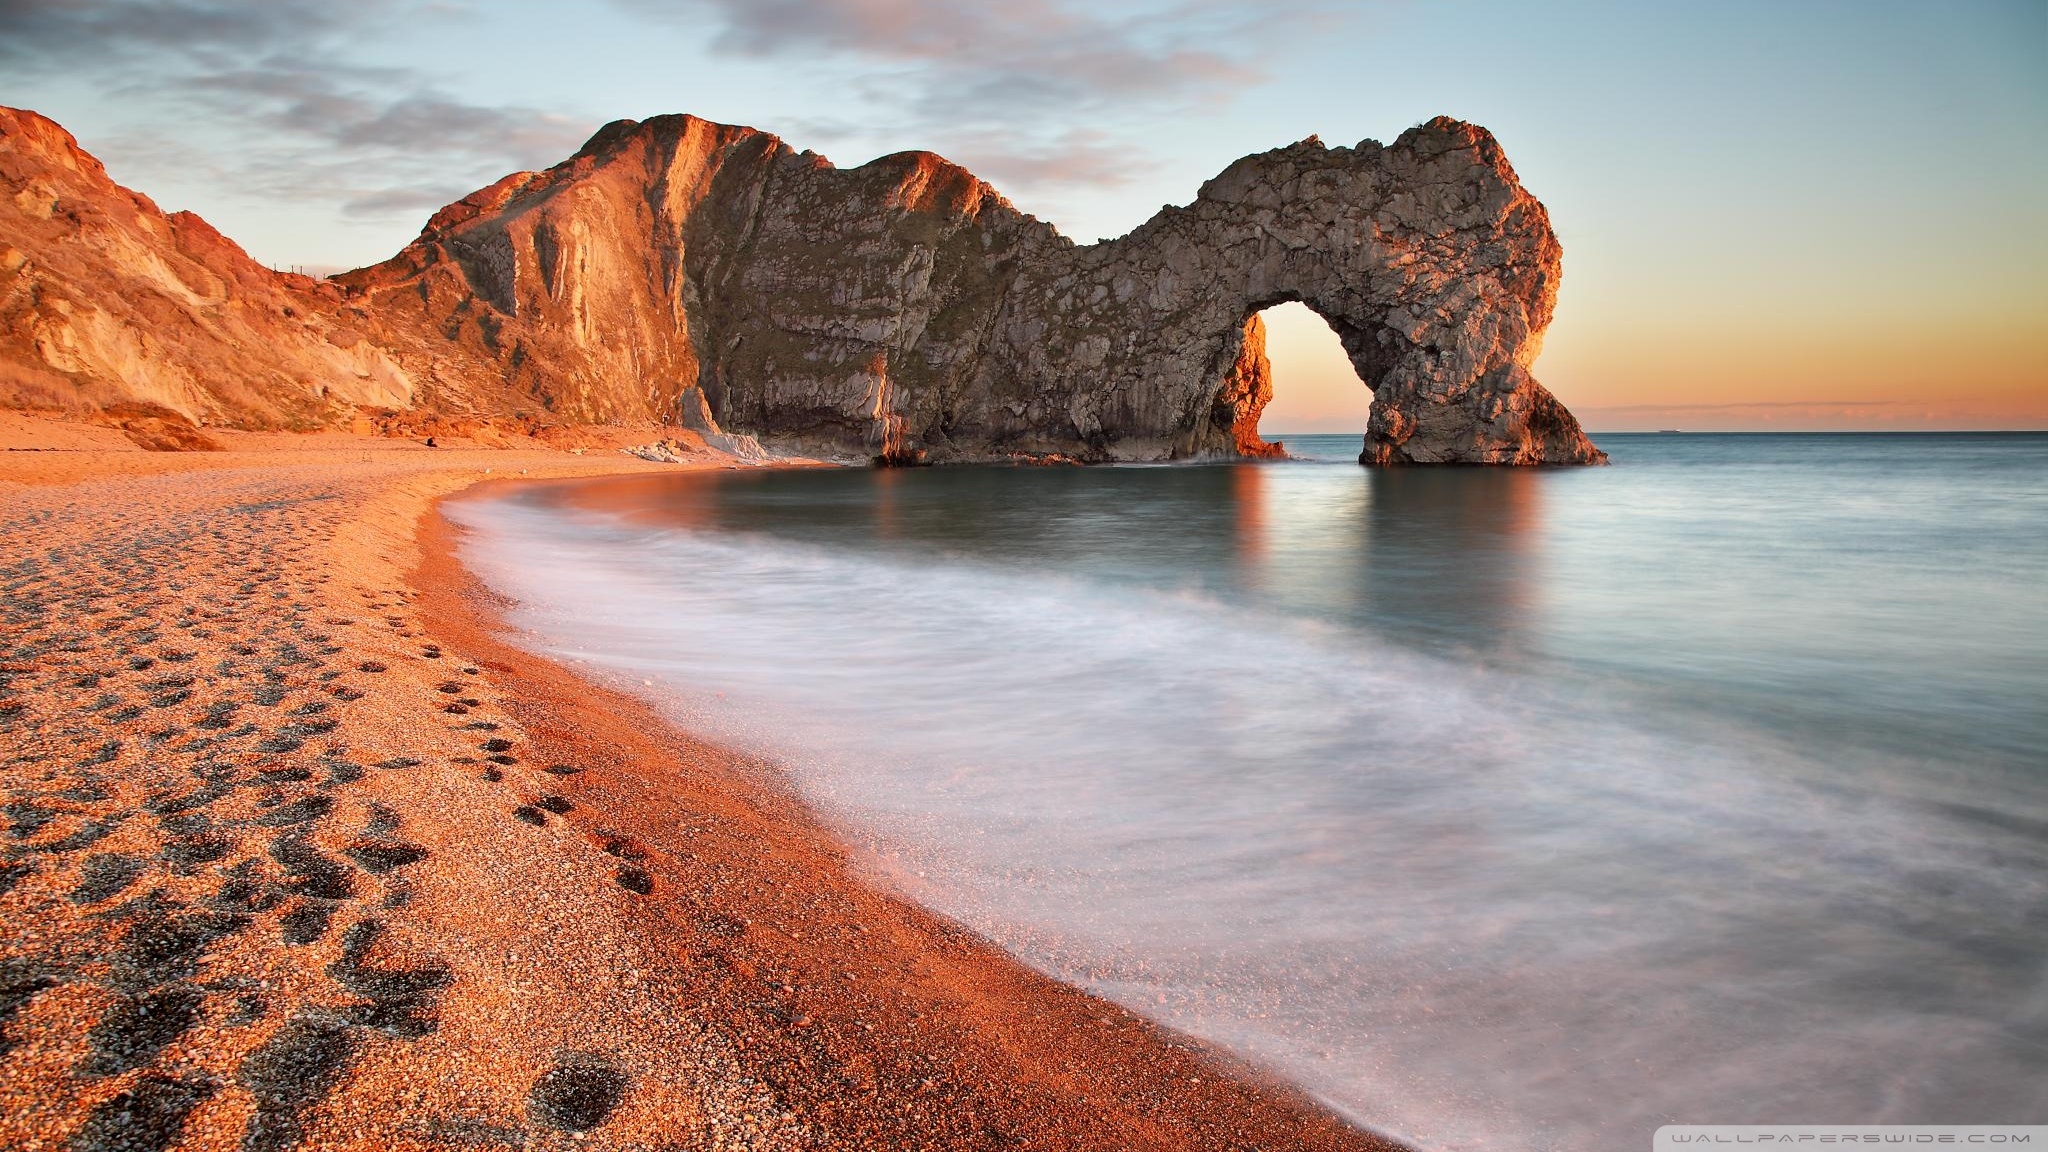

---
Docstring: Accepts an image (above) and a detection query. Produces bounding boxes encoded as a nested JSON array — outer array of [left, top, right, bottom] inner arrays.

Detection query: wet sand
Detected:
[[0, 422, 1399, 1150]]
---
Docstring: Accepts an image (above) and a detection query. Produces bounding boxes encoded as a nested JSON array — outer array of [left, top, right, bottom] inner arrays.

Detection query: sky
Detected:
[[2, 0, 2043, 432]]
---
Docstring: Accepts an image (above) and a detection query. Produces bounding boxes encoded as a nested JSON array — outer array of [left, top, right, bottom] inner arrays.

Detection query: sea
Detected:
[[447, 432, 2048, 1151]]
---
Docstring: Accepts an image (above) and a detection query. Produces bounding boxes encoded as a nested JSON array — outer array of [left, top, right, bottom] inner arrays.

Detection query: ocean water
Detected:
[[448, 432, 2048, 1151]]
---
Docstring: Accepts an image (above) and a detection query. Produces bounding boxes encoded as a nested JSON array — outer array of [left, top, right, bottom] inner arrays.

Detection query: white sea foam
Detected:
[[449, 482, 2048, 1152]]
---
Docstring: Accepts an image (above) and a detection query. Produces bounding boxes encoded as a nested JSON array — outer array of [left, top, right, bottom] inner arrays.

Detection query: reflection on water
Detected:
[[1231, 461, 1267, 571], [1354, 468, 1543, 654], [456, 433, 2048, 1152], [559, 456, 1554, 660]]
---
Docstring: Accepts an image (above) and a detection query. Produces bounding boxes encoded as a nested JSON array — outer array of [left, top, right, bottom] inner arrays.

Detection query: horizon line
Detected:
[[1263, 428, 2048, 436]]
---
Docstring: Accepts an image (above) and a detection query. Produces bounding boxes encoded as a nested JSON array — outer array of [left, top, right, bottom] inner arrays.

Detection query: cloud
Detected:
[[340, 184, 476, 218], [0, 0, 1349, 253], [949, 129, 1150, 191], [617, 0, 1345, 185], [673, 0, 1267, 107], [0, 0, 593, 222], [0, 0, 367, 64], [181, 65, 595, 172]]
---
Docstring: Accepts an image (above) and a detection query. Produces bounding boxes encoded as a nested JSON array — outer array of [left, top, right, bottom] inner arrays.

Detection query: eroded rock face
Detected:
[[0, 105, 1604, 464], [939, 123, 1604, 464], [0, 108, 415, 428]]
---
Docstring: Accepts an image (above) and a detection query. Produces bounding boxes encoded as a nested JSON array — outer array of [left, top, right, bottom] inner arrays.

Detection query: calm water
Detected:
[[450, 432, 2048, 1150]]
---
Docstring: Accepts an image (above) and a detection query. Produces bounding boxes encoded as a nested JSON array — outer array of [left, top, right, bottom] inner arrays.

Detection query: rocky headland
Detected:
[[1, 105, 1603, 465]]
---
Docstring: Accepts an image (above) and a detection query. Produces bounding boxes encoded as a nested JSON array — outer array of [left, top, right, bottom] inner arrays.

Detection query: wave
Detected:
[[449, 484, 2048, 1151]]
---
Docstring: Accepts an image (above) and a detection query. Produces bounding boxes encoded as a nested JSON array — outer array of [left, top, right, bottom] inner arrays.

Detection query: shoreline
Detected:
[[417, 474, 1405, 1150], [0, 425, 1401, 1150]]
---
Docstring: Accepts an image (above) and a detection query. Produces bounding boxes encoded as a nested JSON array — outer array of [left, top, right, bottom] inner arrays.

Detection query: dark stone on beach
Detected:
[[615, 867, 653, 895], [68, 1073, 215, 1152], [238, 1019, 356, 1152], [71, 852, 145, 903], [210, 870, 272, 913], [528, 1058, 628, 1132], [0, 957, 58, 1049], [255, 794, 331, 827], [109, 905, 249, 992], [146, 784, 229, 816], [326, 919, 448, 1037], [42, 817, 123, 854], [270, 835, 354, 900], [278, 901, 333, 945], [512, 806, 546, 826], [328, 920, 448, 999], [599, 835, 645, 861], [341, 993, 437, 1037], [79, 740, 122, 766], [5, 799, 54, 838], [536, 795, 572, 815], [699, 913, 748, 939], [162, 833, 233, 869], [79, 985, 205, 1076], [342, 842, 426, 874]]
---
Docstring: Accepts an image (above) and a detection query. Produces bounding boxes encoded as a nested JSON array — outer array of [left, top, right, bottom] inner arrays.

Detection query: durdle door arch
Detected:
[[975, 118, 1609, 465], [337, 111, 1606, 466]]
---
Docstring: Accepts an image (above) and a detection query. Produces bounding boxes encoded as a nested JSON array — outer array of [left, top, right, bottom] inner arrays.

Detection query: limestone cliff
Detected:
[[0, 109, 414, 429], [0, 105, 1604, 464]]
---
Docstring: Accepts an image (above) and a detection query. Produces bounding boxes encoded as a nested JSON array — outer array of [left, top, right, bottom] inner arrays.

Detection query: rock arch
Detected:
[[0, 105, 1602, 464], [1229, 299, 1376, 452], [965, 121, 1606, 464]]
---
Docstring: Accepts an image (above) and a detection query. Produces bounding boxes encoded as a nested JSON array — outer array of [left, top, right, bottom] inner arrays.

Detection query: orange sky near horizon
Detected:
[[1258, 297, 2048, 435]]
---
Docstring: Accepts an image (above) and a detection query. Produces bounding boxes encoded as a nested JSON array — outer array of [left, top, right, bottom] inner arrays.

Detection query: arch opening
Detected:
[[1254, 301, 1373, 447]]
